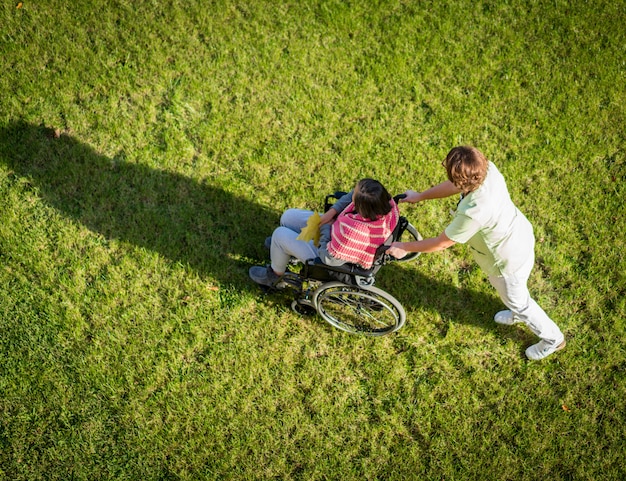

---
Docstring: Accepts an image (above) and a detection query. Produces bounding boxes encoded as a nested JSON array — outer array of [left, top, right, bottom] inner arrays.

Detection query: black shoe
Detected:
[[249, 265, 280, 287]]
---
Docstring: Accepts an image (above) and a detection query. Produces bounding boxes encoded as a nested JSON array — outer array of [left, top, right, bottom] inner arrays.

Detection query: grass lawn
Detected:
[[1, 0, 624, 479]]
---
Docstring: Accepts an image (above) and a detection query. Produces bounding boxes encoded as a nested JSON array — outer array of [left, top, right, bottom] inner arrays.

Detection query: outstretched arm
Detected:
[[386, 231, 456, 258], [401, 181, 461, 203]]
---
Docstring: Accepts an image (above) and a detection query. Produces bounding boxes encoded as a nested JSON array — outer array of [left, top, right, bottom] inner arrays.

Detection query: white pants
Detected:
[[270, 209, 343, 273], [489, 253, 564, 345]]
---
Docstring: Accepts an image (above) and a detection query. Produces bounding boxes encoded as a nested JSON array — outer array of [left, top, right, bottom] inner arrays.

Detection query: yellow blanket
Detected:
[[296, 212, 321, 247]]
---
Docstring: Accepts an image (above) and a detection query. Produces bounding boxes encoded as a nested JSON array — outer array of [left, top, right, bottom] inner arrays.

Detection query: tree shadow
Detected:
[[0, 120, 278, 290]]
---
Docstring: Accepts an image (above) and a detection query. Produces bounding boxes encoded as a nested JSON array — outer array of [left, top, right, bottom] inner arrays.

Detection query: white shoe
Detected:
[[494, 310, 521, 325], [525, 338, 566, 361]]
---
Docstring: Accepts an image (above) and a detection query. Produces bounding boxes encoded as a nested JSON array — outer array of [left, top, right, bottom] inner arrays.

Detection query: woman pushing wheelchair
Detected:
[[249, 178, 399, 287], [386, 146, 565, 360]]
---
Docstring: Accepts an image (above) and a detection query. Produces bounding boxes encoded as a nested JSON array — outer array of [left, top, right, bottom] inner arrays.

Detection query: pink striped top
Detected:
[[327, 200, 399, 269]]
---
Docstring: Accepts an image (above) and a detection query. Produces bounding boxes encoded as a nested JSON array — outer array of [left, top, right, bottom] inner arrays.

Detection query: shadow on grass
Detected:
[[377, 259, 535, 343], [0, 120, 533, 341], [0, 120, 278, 289]]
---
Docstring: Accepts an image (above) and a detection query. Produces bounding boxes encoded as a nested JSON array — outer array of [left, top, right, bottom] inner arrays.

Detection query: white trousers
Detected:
[[270, 209, 318, 273], [488, 253, 564, 345]]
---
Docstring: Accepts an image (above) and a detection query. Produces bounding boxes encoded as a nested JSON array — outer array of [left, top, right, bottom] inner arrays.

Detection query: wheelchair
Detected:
[[261, 192, 422, 337]]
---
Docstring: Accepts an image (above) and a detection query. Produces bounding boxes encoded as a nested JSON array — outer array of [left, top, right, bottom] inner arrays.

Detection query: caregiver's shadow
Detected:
[[0, 121, 278, 289], [375, 244, 533, 342]]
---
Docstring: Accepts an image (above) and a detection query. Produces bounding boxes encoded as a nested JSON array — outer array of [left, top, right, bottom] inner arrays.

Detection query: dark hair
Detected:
[[443, 146, 489, 194], [353, 178, 392, 221]]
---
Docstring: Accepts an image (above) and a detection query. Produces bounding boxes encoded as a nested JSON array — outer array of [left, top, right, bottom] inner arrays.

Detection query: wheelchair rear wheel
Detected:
[[313, 282, 406, 336], [395, 222, 422, 262]]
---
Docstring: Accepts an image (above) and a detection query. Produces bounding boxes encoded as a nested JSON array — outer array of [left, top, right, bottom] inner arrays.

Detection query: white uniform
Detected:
[[445, 162, 564, 345]]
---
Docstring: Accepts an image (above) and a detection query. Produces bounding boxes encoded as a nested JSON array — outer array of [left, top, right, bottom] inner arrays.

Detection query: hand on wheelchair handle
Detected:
[[386, 242, 409, 260], [398, 190, 423, 204], [393, 193, 407, 204]]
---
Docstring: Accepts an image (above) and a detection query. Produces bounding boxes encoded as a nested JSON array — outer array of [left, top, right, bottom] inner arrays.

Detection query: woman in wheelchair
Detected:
[[249, 178, 399, 287]]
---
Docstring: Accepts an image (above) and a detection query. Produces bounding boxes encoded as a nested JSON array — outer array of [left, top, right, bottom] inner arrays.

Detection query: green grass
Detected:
[[1, 0, 625, 479]]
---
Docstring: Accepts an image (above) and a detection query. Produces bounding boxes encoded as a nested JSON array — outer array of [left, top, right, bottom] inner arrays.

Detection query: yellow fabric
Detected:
[[296, 212, 321, 246]]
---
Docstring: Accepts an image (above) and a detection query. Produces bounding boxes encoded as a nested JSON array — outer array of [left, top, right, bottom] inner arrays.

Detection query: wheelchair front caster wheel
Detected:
[[291, 299, 317, 316]]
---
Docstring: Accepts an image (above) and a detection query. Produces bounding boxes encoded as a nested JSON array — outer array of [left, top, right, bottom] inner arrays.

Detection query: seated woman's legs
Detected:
[[270, 225, 318, 274], [249, 209, 318, 286], [279, 208, 313, 231]]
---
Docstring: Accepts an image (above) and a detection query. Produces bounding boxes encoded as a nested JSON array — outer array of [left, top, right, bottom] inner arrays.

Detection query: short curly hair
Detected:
[[444, 146, 489, 194]]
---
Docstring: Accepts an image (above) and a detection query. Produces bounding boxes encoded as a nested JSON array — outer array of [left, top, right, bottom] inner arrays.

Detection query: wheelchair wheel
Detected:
[[313, 282, 406, 336], [395, 222, 422, 262]]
